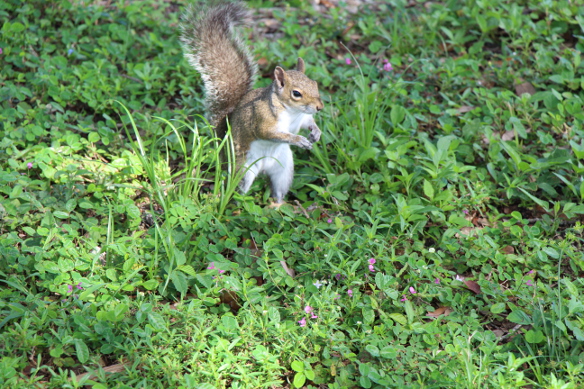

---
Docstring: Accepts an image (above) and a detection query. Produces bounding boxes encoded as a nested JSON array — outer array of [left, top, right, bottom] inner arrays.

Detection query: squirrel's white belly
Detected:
[[247, 140, 291, 173]]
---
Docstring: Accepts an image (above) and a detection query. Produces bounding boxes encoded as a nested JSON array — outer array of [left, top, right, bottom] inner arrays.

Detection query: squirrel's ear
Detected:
[[274, 66, 287, 89], [296, 58, 305, 73]]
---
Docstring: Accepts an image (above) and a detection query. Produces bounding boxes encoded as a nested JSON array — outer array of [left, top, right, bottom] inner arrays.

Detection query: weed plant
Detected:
[[1, 0, 584, 388]]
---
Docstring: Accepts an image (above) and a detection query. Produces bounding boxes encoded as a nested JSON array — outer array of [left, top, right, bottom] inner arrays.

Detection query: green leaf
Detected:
[[291, 360, 304, 372], [525, 329, 545, 344], [173, 248, 186, 266], [9, 22, 26, 33], [490, 303, 506, 314], [148, 312, 166, 331], [177, 265, 197, 277], [74, 339, 89, 363], [365, 345, 380, 357], [543, 247, 560, 259], [114, 303, 129, 320], [268, 307, 280, 324], [572, 326, 584, 341], [88, 132, 100, 143], [53, 211, 70, 219], [65, 199, 77, 212], [423, 179, 434, 200], [293, 372, 306, 387], [379, 346, 397, 359], [389, 313, 407, 326], [390, 105, 406, 125], [509, 117, 527, 138], [170, 270, 188, 294], [562, 279, 578, 296], [368, 40, 383, 53], [507, 310, 531, 325], [142, 279, 159, 290]]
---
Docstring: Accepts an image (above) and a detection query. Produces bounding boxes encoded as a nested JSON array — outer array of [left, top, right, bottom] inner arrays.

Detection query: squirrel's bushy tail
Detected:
[[180, 1, 257, 128]]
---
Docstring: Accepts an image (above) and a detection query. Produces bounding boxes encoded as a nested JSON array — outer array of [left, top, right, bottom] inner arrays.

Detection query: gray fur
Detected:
[[180, 2, 258, 127]]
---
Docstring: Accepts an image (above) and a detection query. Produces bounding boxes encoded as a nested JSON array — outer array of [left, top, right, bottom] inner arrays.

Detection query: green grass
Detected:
[[1, 0, 584, 388]]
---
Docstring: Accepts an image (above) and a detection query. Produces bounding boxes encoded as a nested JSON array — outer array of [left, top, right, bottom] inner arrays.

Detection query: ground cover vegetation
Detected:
[[1, 0, 584, 387]]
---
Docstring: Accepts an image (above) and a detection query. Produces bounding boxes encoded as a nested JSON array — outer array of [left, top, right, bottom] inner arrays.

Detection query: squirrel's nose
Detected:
[[316, 99, 323, 111]]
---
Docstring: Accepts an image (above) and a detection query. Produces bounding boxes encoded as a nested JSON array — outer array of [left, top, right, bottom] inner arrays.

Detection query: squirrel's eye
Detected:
[[292, 90, 302, 98]]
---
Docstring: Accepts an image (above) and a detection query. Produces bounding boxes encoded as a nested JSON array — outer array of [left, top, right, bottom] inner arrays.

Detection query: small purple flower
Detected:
[[434, 278, 440, 284], [76, 282, 83, 290], [348, 289, 353, 297], [335, 273, 341, 281], [528, 270, 535, 275], [27, 162, 33, 169], [368, 258, 376, 265], [0, 48, 3, 55], [526, 280, 534, 287], [383, 62, 393, 72], [409, 286, 416, 294], [304, 306, 318, 319], [218, 269, 225, 274], [207, 262, 215, 270], [400, 295, 408, 302], [298, 317, 306, 327], [368, 264, 375, 272], [67, 48, 74, 55], [345, 58, 352, 65], [67, 285, 73, 293], [327, 218, 332, 223]]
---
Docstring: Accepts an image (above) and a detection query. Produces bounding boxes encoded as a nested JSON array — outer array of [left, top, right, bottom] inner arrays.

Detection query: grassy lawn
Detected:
[[1, 0, 584, 387]]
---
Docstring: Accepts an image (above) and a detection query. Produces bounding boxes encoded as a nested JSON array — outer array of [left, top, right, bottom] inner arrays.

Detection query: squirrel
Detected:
[[180, 1, 323, 204]]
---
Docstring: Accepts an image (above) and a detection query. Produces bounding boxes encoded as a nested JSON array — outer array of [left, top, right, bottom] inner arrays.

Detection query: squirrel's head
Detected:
[[273, 58, 324, 115]]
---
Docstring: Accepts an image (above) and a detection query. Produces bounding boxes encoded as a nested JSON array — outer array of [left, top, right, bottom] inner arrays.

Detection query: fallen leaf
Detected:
[[76, 362, 130, 381], [220, 290, 241, 312], [492, 329, 505, 338], [501, 130, 515, 141], [280, 260, 295, 278], [427, 306, 453, 318], [515, 81, 536, 96], [502, 245, 515, 254], [455, 226, 483, 237], [457, 105, 475, 114], [464, 280, 481, 294]]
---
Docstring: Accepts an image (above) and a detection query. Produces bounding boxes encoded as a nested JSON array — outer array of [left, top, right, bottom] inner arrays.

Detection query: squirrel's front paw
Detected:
[[308, 124, 321, 143], [296, 136, 313, 150]]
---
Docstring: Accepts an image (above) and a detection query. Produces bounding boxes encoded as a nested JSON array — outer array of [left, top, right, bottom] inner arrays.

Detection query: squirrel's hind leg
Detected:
[[239, 163, 259, 195], [265, 145, 294, 204]]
